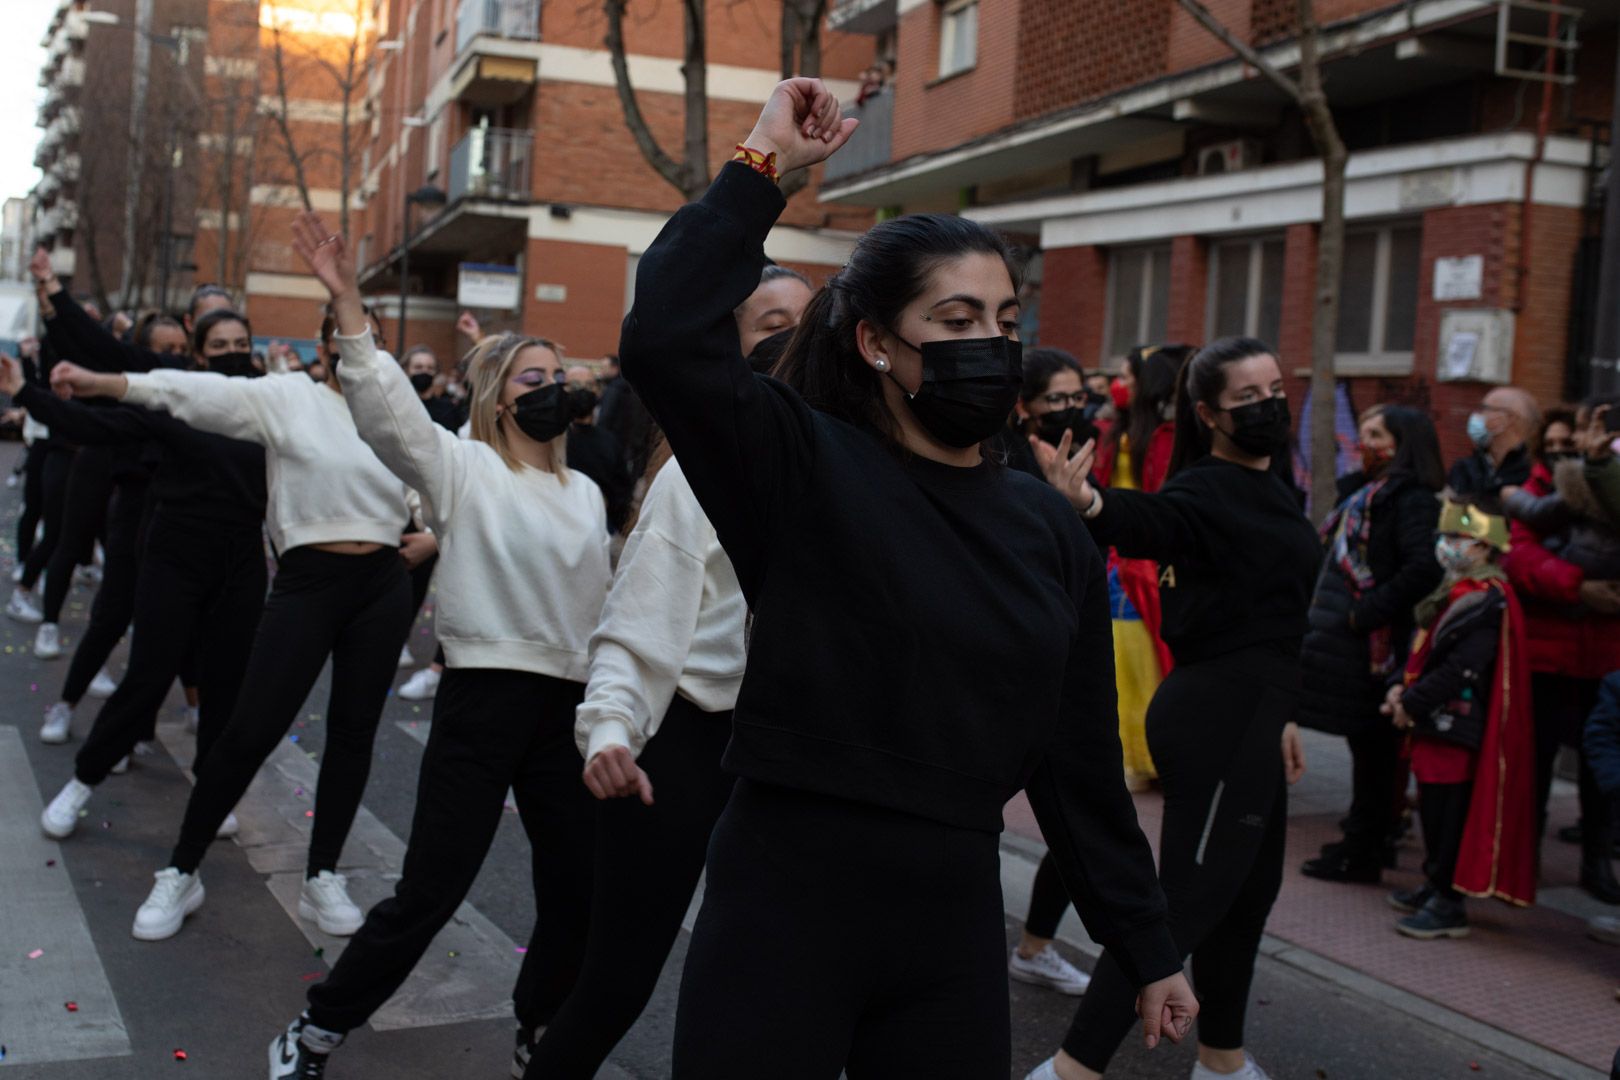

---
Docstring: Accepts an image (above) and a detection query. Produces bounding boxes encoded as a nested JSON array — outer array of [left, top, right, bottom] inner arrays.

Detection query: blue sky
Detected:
[[0, 2, 57, 203]]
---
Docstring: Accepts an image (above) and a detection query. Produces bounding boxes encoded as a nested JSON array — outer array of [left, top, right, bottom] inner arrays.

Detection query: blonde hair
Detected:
[[466, 332, 569, 476]]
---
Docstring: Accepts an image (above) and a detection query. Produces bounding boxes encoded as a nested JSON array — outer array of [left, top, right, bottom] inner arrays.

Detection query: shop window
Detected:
[[1336, 223, 1420, 373], [1208, 236, 1284, 346], [1105, 245, 1171, 362], [938, 0, 978, 79]]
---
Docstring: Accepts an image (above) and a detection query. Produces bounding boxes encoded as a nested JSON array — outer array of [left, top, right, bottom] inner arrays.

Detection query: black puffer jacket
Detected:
[[1404, 584, 1506, 752], [1298, 471, 1443, 736]]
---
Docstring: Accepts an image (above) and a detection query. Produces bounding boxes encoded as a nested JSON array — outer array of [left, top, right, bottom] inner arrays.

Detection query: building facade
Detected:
[[352, 0, 879, 365], [821, 0, 1617, 467]]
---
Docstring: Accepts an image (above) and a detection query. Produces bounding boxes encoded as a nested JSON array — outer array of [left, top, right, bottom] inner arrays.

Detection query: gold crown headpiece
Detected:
[[1438, 501, 1510, 553]]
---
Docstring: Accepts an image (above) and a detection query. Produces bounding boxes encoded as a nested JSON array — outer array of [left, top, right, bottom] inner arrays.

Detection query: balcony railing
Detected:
[[449, 127, 534, 203], [456, 0, 541, 55], [823, 90, 893, 184]]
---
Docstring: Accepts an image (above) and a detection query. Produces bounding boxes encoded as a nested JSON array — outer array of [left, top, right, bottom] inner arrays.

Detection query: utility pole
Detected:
[[1590, 42, 1620, 397]]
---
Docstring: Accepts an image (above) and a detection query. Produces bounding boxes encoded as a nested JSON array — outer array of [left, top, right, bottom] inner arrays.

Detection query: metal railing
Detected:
[[823, 89, 893, 184], [448, 127, 534, 203], [456, 0, 541, 54]]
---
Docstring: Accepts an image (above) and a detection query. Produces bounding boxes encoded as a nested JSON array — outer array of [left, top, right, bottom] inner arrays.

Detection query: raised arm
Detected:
[[30, 247, 182, 374], [1, 359, 157, 445], [617, 80, 854, 600]]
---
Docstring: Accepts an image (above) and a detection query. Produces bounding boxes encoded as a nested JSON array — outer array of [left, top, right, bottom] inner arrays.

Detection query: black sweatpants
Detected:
[[74, 515, 266, 784], [1532, 673, 1610, 860], [170, 546, 412, 877], [42, 446, 119, 624], [60, 475, 147, 705], [1417, 779, 1473, 902], [1024, 852, 1070, 941], [19, 442, 74, 590], [16, 443, 44, 563], [305, 668, 594, 1034], [1064, 646, 1294, 1069], [672, 780, 1010, 1079], [1341, 718, 1407, 860], [526, 696, 735, 1077]]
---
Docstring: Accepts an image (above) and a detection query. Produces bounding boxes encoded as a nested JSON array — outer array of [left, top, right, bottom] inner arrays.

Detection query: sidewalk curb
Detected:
[[998, 836, 1606, 1080]]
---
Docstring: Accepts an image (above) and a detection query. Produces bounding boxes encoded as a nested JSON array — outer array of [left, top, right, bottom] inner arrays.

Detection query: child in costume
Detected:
[[1383, 502, 1536, 938]]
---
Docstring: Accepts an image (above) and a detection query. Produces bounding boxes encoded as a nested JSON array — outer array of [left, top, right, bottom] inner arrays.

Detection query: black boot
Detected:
[[1301, 847, 1383, 884], [1396, 893, 1469, 939], [1581, 856, 1620, 905], [1387, 884, 1434, 914]]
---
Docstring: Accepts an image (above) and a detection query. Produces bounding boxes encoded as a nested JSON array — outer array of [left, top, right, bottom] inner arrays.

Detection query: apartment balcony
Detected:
[[60, 57, 84, 89], [452, 0, 540, 107], [823, 89, 893, 184], [36, 171, 60, 202], [828, 0, 897, 34], [55, 152, 80, 182], [449, 127, 532, 203]]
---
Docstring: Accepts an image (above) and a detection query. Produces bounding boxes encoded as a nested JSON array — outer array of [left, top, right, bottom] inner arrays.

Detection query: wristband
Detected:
[[732, 144, 780, 184], [1079, 490, 1103, 519]]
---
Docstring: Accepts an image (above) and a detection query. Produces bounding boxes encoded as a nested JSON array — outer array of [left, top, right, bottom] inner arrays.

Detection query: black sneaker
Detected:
[[512, 1023, 543, 1079], [1301, 850, 1383, 884], [269, 1015, 342, 1079], [1396, 895, 1469, 940], [1387, 884, 1434, 914]]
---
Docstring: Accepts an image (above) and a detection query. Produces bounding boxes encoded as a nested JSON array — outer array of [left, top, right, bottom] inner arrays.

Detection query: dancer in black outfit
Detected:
[[1026, 337, 1319, 1080], [6, 337, 75, 625], [619, 80, 1195, 1078]]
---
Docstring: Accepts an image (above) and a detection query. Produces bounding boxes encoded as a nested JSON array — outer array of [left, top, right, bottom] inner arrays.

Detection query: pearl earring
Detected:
[[874, 358, 888, 371]]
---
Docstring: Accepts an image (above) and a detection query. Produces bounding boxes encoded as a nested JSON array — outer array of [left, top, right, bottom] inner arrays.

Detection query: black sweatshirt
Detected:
[[620, 162, 1179, 987], [1087, 455, 1320, 665], [15, 385, 265, 530], [43, 287, 190, 374]]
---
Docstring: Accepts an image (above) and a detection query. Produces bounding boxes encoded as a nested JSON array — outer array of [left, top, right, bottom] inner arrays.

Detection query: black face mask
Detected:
[[1218, 396, 1291, 457], [1544, 451, 1579, 467], [510, 383, 571, 442], [409, 372, 435, 394], [886, 334, 1023, 449], [1036, 406, 1097, 450], [209, 351, 260, 379], [566, 387, 598, 420]]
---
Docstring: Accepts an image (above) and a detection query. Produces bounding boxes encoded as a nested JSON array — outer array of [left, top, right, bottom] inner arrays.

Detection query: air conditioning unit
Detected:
[[1197, 139, 1262, 176]]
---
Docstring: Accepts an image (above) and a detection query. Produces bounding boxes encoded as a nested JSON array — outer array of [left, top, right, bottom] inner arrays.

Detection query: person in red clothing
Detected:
[[1503, 398, 1620, 903]]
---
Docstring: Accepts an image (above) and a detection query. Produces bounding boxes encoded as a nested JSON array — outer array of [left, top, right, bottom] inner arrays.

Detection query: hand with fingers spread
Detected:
[[1032, 430, 1101, 515], [1136, 971, 1198, 1051], [582, 745, 654, 806], [291, 210, 369, 341], [742, 78, 860, 179]]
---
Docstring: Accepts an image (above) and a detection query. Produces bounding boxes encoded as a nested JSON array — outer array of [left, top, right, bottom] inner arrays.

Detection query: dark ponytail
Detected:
[[1118, 343, 1191, 485], [1166, 335, 1274, 479]]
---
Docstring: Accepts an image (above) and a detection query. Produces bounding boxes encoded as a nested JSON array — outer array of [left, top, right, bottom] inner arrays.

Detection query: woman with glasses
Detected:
[[268, 211, 611, 1080]]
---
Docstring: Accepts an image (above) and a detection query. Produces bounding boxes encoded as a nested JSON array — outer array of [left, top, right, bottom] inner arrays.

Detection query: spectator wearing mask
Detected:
[[401, 347, 459, 432], [1300, 405, 1446, 884], [1446, 387, 1537, 508], [1384, 502, 1536, 938], [1503, 395, 1620, 903], [997, 347, 1088, 479], [563, 364, 633, 534], [596, 351, 653, 481]]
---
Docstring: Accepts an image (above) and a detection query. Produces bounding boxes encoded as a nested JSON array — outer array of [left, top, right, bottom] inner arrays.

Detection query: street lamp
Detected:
[[397, 184, 447, 350]]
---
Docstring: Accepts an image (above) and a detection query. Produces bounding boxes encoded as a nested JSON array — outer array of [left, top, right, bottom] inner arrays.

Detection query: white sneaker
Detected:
[[73, 562, 101, 586], [9, 563, 22, 582], [1191, 1054, 1273, 1080], [397, 642, 414, 668], [7, 588, 43, 623], [88, 667, 119, 698], [184, 705, 199, 733], [132, 867, 204, 941], [110, 755, 129, 774], [398, 666, 440, 700], [40, 701, 72, 743], [269, 1014, 343, 1079], [41, 777, 93, 838], [298, 871, 364, 936], [1025, 1059, 1061, 1080], [1008, 944, 1092, 995], [217, 812, 240, 839], [34, 621, 61, 659]]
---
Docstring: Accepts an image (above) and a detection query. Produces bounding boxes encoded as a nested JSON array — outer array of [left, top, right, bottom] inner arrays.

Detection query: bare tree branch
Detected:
[[604, 0, 687, 193], [1173, 0, 1304, 104], [266, 17, 316, 212]]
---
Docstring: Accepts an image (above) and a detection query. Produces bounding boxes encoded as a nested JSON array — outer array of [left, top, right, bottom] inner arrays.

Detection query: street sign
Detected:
[[457, 263, 521, 311], [1433, 255, 1484, 301]]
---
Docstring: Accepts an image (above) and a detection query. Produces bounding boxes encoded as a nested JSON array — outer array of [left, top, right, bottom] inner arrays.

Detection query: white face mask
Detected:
[[1434, 535, 1485, 574]]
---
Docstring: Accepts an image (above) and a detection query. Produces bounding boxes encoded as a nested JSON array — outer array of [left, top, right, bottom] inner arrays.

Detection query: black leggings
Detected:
[[672, 780, 1009, 1079], [1064, 647, 1293, 1070], [42, 447, 119, 624], [169, 545, 412, 877], [306, 668, 594, 1034], [19, 442, 74, 590], [75, 515, 266, 784], [1024, 852, 1070, 941], [1532, 673, 1611, 860], [1418, 779, 1473, 902], [60, 475, 147, 705], [16, 443, 44, 563], [526, 696, 735, 1078]]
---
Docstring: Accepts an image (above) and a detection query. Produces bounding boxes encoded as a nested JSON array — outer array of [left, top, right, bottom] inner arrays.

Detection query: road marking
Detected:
[[156, 719, 522, 1032], [0, 725, 131, 1065]]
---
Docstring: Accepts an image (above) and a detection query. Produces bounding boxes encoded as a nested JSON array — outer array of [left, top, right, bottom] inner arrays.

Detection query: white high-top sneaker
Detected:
[[6, 587, 43, 623], [87, 667, 119, 698], [298, 871, 364, 936], [40, 701, 72, 744], [397, 666, 441, 700], [1190, 1055, 1273, 1080], [41, 777, 93, 838], [34, 622, 61, 659], [131, 868, 205, 941]]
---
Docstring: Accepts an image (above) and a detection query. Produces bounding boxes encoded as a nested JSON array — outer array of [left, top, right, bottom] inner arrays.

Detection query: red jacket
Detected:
[[1504, 463, 1620, 678]]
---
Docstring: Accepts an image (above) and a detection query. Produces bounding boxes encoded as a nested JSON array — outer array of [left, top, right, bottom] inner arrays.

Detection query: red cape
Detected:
[[1406, 578, 1537, 906]]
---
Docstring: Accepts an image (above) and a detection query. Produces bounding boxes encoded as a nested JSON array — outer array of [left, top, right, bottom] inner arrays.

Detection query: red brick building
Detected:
[[821, 0, 1618, 467], [353, 0, 879, 365]]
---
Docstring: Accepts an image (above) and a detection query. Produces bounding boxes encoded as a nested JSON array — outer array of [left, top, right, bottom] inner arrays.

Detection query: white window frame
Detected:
[[1102, 244, 1171, 365], [1205, 235, 1284, 343], [937, 0, 978, 80], [1334, 221, 1420, 376]]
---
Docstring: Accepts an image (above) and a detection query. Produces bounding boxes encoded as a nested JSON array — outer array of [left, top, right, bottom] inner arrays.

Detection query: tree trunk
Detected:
[[269, 19, 315, 212], [603, 0, 687, 195], [679, 0, 710, 200], [339, 19, 357, 240]]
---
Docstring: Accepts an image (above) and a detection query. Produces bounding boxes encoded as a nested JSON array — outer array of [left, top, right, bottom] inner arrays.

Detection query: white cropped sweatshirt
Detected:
[[334, 331, 612, 682], [121, 369, 414, 552], [574, 459, 747, 763]]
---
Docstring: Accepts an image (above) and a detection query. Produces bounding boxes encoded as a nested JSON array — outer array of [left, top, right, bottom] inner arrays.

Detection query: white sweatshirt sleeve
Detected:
[[575, 464, 712, 762], [120, 369, 278, 445], [334, 331, 466, 524]]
